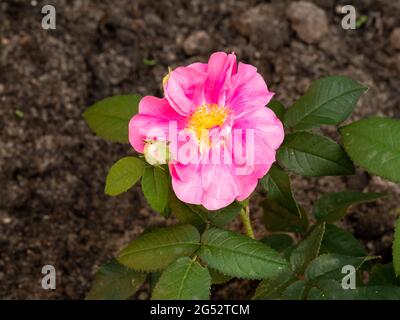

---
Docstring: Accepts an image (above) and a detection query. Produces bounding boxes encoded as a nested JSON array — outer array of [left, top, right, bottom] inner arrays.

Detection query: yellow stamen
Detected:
[[188, 104, 229, 143]]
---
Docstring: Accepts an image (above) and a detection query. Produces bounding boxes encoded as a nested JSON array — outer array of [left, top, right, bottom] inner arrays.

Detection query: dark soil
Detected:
[[0, 0, 399, 299]]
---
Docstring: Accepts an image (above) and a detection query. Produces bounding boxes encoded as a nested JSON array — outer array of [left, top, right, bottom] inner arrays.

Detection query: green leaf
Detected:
[[290, 224, 325, 274], [15, 109, 24, 118], [261, 164, 300, 216], [149, 272, 161, 291], [262, 199, 308, 233], [169, 192, 208, 229], [353, 286, 400, 300], [208, 201, 243, 227], [369, 263, 400, 286], [307, 279, 354, 300], [356, 15, 368, 28], [284, 76, 367, 131], [253, 271, 296, 300], [267, 100, 286, 122], [277, 132, 354, 177], [340, 117, 400, 183], [143, 58, 157, 66], [305, 254, 374, 281], [260, 234, 294, 253], [281, 280, 307, 300], [152, 257, 211, 300], [117, 224, 200, 272], [161, 202, 172, 218], [209, 268, 232, 285], [142, 166, 169, 213], [198, 228, 289, 279], [83, 94, 140, 143], [322, 224, 366, 257], [313, 192, 387, 223], [104, 157, 145, 196], [86, 260, 146, 300], [283, 245, 296, 261], [393, 216, 400, 276]]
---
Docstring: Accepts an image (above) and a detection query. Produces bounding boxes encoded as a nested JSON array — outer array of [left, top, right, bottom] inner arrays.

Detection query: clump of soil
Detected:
[[0, 0, 399, 299]]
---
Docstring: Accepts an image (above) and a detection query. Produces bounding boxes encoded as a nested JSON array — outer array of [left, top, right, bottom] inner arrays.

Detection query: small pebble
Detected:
[[2, 217, 12, 224], [183, 31, 213, 56], [235, 3, 290, 51], [286, 1, 329, 44], [390, 28, 400, 50]]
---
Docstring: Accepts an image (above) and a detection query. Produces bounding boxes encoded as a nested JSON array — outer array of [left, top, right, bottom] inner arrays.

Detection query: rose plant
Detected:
[[83, 52, 400, 300]]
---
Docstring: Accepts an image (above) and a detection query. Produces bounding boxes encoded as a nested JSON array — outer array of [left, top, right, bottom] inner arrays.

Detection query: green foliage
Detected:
[[253, 271, 296, 300], [169, 193, 208, 229], [260, 234, 294, 253], [267, 100, 286, 122], [284, 76, 367, 131], [198, 228, 289, 279], [277, 132, 354, 177], [83, 94, 140, 143], [208, 201, 243, 227], [105, 157, 145, 196], [369, 263, 400, 286], [281, 283, 400, 301], [117, 224, 200, 272], [86, 260, 146, 300], [141, 166, 169, 213], [169, 195, 242, 230], [262, 199, 308, 233], [15, 109, 24, 118], [281, 280, 307, 300], [353, 286, 400, 300], [356, 15, 368, 29], [261, 164, 300, 216], [322, 224, 366, 257], [305, 254, 374, 281], [152, 257, 211, 300], [307, 279, 352, 300], [84, 76, 400, 300], [394, 217, 400, 277], [143, 58, 157, 66], [340, 117, 400, 183], [290, 224, 325, 274], [313, 192, 387, 223], [149, 272, 161, 291], [209, 268, 232, 285]]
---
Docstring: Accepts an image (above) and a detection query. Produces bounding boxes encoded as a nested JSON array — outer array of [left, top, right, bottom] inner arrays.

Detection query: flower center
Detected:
[[188, 104, 229, 140]]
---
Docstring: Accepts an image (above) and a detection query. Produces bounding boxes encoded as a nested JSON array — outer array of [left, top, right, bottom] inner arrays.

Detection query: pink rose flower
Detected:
[[129, 52, 284, 210]]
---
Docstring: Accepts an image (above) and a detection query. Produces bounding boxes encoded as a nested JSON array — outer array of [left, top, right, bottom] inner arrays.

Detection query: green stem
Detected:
[[240, 205, 255, 239]]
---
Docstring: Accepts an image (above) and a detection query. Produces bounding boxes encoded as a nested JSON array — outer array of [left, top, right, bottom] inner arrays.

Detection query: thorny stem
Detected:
[[240, 204, 255, 239]]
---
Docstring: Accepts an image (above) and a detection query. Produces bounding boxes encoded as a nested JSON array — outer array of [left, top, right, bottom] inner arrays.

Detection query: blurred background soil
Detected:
[[0, 0, 399, 299]]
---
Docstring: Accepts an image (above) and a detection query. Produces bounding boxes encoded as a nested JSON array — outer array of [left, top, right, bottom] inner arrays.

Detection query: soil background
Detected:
[[0, 0, 399, 299]]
